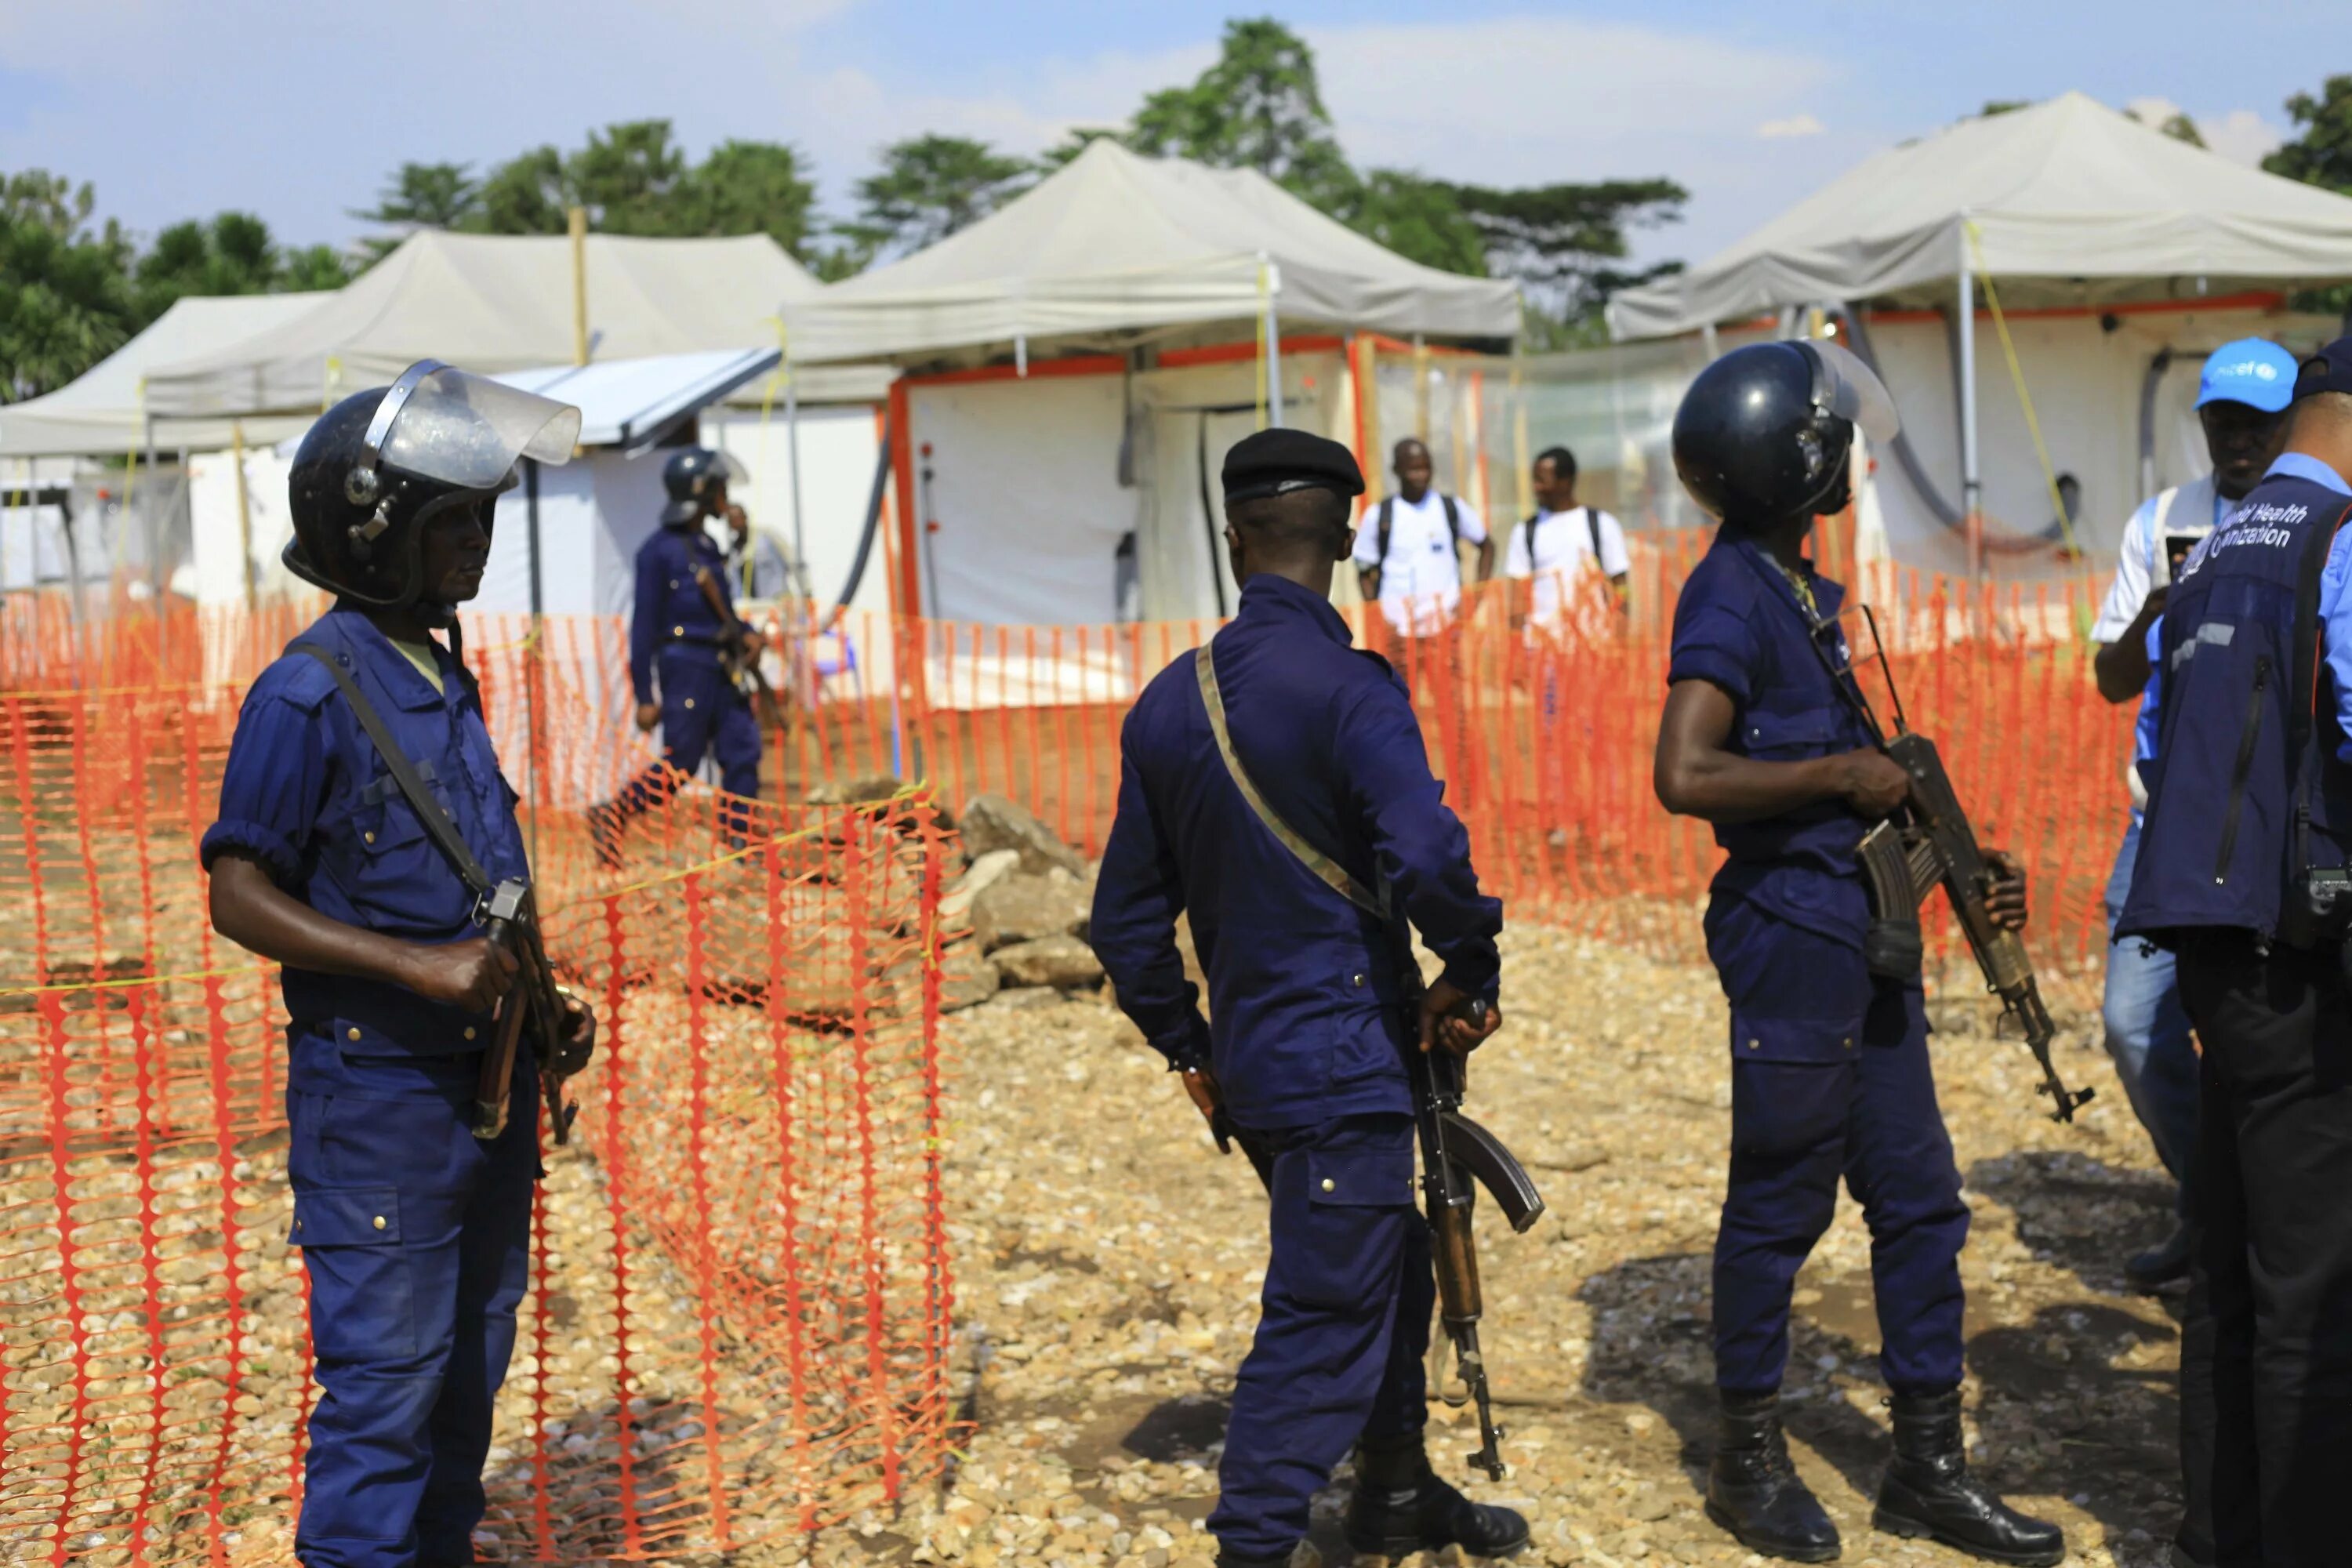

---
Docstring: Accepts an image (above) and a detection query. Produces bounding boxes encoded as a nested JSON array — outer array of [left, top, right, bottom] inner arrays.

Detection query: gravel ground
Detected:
[[866, 927, 2182, 1568]]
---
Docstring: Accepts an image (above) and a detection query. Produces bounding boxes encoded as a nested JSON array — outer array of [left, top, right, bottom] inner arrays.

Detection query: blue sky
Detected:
[[2, 2, 2346, 270]]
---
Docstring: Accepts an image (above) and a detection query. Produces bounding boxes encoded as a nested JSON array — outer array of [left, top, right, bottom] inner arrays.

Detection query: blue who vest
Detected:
[[2119, 471, 2352, 945]]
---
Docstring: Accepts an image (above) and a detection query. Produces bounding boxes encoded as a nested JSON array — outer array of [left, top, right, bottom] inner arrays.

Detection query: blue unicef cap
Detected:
[[2198, 339, 2297, 412]]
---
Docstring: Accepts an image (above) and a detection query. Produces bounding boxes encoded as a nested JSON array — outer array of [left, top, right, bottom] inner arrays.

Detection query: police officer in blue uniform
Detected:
[[1654, 342, 2060, 1566], [2118, 339, 2352, 1568], [1091, 428, 1526, 1568], [592, 448, 763, 859], [201, 362, 593, 1568]]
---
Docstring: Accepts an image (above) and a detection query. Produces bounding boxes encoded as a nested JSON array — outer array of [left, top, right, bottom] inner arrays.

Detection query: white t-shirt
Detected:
[[1352, 491, 1487, 636], [2089, 475, 2227, 643], [1504, 505, 1629, 629]]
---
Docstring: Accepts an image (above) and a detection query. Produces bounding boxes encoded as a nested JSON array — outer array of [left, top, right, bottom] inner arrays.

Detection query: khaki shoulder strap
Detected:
[[1194, 638, 1391, 919]]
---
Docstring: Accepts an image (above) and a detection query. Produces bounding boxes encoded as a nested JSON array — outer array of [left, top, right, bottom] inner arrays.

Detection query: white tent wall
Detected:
[[1841, 303, 2336, 576], [906, 372, 1138, 627], [186, 446, 298, 607], [702, 405, 888, 615], [1131, 350, 1345, 623]]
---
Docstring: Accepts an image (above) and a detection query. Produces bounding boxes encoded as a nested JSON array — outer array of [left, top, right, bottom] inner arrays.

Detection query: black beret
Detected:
[[1221, 426, 1366, 505], [2297, 336, 2352, 402]]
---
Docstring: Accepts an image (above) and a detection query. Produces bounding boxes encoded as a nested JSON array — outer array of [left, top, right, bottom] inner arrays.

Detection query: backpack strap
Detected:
[[1442, 494, 1461, 546], [1520, 512, 1541, 570], [1376, 497, 1396, 567], [1194, 638, 1389, 920], [1586, 506, 1604, 568], [292, 642, 496, 900]]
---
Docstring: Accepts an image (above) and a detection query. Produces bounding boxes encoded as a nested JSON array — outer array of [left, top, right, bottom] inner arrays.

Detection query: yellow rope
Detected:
[[1962, 220, 2082, 557]]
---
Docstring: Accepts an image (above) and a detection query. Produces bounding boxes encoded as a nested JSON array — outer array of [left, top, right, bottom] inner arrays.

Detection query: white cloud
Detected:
[[1756, 114, 1828, 140]]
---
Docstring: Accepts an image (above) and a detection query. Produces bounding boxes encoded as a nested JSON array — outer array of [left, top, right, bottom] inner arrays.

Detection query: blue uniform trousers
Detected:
[[1211, 1113, 1432, 1559], [289, 1039, 537, 1568], [1708, 906, 1969, 1396], [618, 655, 761, 831], [2102, 817, 2201, 1220]]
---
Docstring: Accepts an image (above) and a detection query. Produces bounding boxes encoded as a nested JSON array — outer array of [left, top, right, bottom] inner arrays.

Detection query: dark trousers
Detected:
[[1211, 1113, 1433, 1559], [2176, 932, 2352, 1568], [1713, 977, 1970, 1396], [289, 1044, 538, 1568], [615, 657, 761, 834]]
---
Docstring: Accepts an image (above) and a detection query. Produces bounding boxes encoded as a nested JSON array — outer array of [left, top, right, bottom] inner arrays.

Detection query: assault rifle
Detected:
[[691, 563, 787, 729], [1815, 605, 2095, 1123], [1406, 985, 1546, 1481], [473, 879, 588, 1145]]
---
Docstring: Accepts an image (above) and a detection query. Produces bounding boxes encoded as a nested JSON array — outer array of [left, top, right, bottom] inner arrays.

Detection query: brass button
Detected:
[[1745, 1038, 1759, 1051], [372, 1216, 386, 1231], [670, 579, 680, 590], [363, 831, 376, 844], [295, 1219, 303, 1232], [673, 625, 685, 637], [1351, 973, 1365, 988], [1319, 1178, 1336, 1193], [684, 698, 695, 710], [463, 1026, 477, 1041], [1842, 1036, 1854, 1050], [347, 1027, 361, 1042]]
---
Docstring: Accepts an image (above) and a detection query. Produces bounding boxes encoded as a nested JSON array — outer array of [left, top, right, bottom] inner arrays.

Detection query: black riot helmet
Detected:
[[1671, 339, 1900, 527], [285, 360, 580, 619], [660, 447, 747, 526]]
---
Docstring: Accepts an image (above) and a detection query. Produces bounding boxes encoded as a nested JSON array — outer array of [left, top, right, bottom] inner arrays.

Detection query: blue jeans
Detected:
[[2103, 817, 2201, 1220]]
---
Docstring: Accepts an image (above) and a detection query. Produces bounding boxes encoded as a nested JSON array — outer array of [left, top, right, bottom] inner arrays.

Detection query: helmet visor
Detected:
[[709, 450, 750, 487], [1798, 339, 1900, 444], [376, 363, 583, 491]]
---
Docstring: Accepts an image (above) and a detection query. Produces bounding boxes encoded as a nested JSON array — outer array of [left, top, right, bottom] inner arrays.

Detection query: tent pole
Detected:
[[786, 361, 808, 599], [569, 207, 591, 365], [523, 456, 544, 876], [143, 412, 163, 605], [1956, 228, 1984, 579], [231, 420, 256, 611], [1262, 259, 1285, 428]]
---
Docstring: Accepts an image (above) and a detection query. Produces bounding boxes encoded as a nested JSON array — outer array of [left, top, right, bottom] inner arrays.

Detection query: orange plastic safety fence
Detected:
[[0, 687, 956, 1563]]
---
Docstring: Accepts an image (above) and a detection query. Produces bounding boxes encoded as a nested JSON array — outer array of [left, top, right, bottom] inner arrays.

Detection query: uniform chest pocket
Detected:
[[1740, 706, 1849, 760], [341, 782, 470, 930]]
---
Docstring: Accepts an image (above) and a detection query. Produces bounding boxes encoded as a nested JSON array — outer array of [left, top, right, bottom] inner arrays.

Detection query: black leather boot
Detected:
[[1704, 1389, 1840, 1563], [1873, 1390, 2063, 1566], [1342, 1429, 1530, 1559]]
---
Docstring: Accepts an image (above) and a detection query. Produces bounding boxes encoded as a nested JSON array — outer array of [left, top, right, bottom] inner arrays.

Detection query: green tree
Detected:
[[0, 172, 134, 401], [1035, 126, 1128, 171], [2264, 74, 2352, 316], [1338, 171, 1488, 276], [279, 244, 356, 292], [354, 162, 481, 256], [472, 145, 570, 235], [2266, 73, 2352, 193], [2157, 111, 2205, 147], [1127, 17, 1357, 211], [132, 211, 350, 321], [675, 140, 819, 256], [568, 119, 688, 234], [846, 134, 1033, 256], [1446, 178, 1688, 341]]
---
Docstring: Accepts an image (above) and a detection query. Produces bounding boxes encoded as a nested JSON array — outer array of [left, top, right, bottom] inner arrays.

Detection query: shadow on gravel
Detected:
[[1967, 1149, 2183, 1304], [1576, 1247, 2189, 1565]]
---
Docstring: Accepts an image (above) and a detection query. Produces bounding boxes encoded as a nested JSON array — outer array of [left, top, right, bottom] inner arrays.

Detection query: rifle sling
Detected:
[[292, 642, 497, 900], [1193, 638, 1391, 921]]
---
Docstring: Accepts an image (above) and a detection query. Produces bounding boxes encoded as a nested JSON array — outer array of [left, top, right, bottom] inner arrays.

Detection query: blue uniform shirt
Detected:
[[201, 607, 531, 1070], [632, 522, 739, 706], [1667, 532, 1879, 946], [1091, 573, 1502, 1130]]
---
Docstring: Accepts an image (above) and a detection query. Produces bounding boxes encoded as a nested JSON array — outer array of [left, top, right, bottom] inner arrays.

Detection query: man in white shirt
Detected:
[[2088, 337, 2294, 1304], [1353, 437, 1491, 637], [1505, 445, 1629, 631]]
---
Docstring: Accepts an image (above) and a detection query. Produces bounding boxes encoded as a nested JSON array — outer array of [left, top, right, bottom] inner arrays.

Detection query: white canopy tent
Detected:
[[141, 230, 888, 417], [781, 140, 1519, 627], [784, 140, 1518, 368], [1606, 93, 2352, 574], [0, 292, 326, 459]]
